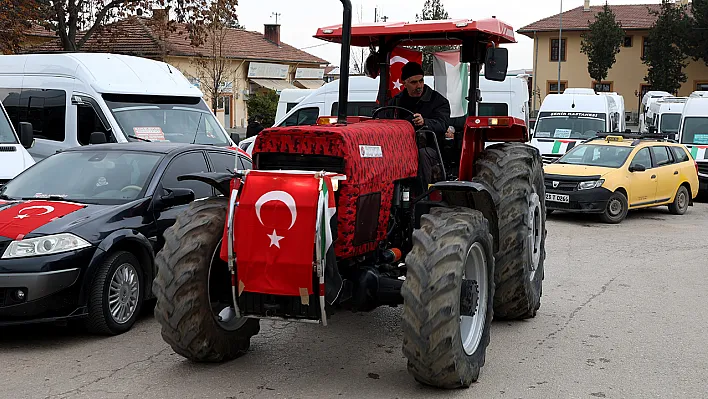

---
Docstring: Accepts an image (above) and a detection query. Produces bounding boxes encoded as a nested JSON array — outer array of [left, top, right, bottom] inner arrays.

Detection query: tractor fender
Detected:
[[429, 180, 500, 253], [178, 172, 234, 197]]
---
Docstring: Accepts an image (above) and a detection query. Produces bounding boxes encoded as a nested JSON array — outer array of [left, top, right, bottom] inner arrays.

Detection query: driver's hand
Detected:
[[412, 113, 424, 127]]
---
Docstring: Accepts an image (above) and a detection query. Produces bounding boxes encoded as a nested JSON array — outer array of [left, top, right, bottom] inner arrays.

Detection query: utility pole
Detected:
[[271, 12, 281, 24], [557, 0, 563, 94]]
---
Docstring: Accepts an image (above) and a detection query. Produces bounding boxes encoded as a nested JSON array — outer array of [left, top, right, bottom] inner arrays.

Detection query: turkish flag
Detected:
[[389, 47, 423, 97], [234, 171, 320, 297], [0, 200, 86, 240]]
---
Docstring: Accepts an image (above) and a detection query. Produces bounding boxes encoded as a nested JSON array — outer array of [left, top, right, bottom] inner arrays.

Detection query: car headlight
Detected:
[[2, 233, 91, 259], [577, 179, 605, 190]]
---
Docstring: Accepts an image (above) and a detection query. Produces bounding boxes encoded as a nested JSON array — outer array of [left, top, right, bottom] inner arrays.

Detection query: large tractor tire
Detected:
[[402, 207, 495, 389], [153, 198, 259, 362], [474, 143, 546, 320]]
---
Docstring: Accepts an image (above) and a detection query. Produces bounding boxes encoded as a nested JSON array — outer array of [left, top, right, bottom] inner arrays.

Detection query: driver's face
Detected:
[[404, 75, 425, 97]]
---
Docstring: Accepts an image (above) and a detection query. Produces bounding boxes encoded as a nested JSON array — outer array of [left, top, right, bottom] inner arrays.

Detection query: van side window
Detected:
[[19, 89, 67, 142], [282, 107, 319, 127], [331, 102, 378, 117], [0, 88, 21, 131], [77, 104, 110, 145]]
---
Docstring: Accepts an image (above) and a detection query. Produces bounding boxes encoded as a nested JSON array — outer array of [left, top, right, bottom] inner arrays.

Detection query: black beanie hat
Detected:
[[400, 61, 424, 81]]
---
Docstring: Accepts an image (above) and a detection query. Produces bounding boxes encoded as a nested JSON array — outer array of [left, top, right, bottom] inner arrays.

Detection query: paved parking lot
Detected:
[[2, 202, 707, 399]]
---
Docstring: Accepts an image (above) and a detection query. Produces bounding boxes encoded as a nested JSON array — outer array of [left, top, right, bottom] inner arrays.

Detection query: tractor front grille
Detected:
[[256, 153, 345, 174]]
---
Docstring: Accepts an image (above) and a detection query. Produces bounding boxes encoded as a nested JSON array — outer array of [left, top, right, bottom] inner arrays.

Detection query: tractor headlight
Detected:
[[577, 179, 605, 190], [2, 233, 91, 259]]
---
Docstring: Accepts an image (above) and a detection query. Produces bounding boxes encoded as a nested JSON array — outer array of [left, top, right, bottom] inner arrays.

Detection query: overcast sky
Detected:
[[237, 0, 664, 70]]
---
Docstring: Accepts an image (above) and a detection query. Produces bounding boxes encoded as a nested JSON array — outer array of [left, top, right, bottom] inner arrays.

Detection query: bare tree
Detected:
[[351, 47, 368, 75], [192, 19, 231, 114]]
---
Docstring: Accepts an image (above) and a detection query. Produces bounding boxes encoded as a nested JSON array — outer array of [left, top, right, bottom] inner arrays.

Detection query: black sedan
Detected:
[[0, 142, 251, 334]]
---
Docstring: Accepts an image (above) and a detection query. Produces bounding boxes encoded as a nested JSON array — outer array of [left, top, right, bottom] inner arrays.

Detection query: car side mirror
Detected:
[[89, 132, 107, 144], [19, 122, 34, 149], [484, 47, 509, 82], [230, 133, 241, 144], [629, 164, 646, 172], [648, 126, 657, 134], [625, 129, 632, 133], [156, 187, 195, 210], [626, 115, 631, 122]]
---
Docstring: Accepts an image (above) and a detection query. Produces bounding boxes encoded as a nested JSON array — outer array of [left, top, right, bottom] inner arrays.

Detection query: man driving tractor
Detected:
[[389, 61, 452, 143]]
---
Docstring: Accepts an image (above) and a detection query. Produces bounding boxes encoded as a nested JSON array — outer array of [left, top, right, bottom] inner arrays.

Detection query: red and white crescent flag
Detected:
[[389, 48, 424, 97], [234, 171, 320, 297], [0, 200, 85, 240]]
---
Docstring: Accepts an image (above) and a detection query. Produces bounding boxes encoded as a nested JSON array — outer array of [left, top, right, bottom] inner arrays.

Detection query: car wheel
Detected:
[[668, 185, 689, 215], [600, 191, 628, 224], [85, 251, 143, 335]]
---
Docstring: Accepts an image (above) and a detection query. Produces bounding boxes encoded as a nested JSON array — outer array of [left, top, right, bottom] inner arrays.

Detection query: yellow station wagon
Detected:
[[544, 134, 699, 223]]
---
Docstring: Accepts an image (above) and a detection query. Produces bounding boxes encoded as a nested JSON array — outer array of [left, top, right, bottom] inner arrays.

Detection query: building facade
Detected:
[[519, 2, 708, 118]]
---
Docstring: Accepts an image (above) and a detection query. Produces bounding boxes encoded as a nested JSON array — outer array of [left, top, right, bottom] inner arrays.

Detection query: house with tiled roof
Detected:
[[26, 15, 328, 130], [519, 0, 708, 116]]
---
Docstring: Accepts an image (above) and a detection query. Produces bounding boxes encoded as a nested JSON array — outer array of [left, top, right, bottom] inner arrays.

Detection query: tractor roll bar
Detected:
[[337, 0, 353, 124]]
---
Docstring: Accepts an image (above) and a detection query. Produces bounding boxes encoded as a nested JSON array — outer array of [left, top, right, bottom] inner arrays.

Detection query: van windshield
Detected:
[[660, 113, 681, 134], [534, 116, 606, 140], [0, 107, 18, 144], [681, 117, 708, 145], [103, 94, 231, 146]]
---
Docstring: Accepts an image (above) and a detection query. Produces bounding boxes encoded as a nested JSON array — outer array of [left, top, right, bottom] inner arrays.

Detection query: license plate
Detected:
[[546, 193, 569, 203]]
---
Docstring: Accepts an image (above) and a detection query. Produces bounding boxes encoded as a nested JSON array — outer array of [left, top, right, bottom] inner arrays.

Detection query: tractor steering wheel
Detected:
[[372, 106, 415, 120]]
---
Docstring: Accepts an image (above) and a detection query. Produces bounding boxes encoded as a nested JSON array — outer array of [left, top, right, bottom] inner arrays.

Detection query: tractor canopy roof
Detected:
[[314, 18, 516, 47]]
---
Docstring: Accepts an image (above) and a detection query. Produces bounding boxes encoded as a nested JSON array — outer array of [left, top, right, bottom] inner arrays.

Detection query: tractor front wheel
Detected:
[[474, 143, 546, 320], [401, 207, 495, 388], [153, 198, 260, 362]]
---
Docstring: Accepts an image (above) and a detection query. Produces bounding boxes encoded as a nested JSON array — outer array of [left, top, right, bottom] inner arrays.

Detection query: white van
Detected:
[[274, 89, 314, 123], [274, 75, 530, 128], [0, 53, 235, 161], [689, 91, 708, 98], [678, 97, 708, 190], [648, 97, 688, 137], [639, 91, 672, 133], [531, 90, 625, 163], [0, 102, 35, 185]]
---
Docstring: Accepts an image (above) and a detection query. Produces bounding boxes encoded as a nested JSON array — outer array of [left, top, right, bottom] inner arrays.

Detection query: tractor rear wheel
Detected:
[[402, 207, 495, 389], [153, 198, 259, 362], [474, 143, 546, 320]]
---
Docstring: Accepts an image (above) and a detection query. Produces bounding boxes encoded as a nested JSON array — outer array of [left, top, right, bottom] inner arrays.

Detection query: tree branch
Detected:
[[76, 0, 134, 49]]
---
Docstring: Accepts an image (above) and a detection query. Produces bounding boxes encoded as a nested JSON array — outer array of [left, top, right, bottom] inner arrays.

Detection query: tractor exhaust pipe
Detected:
[[337, 0, 352, 124]]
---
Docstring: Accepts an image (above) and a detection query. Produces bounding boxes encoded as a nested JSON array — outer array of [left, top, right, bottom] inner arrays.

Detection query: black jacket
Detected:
[[246, 121, 264, 138], [388, 85, 451, 139]]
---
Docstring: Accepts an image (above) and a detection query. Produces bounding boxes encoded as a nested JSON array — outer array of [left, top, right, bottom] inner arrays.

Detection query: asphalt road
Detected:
[[2, 202, 707, 399]]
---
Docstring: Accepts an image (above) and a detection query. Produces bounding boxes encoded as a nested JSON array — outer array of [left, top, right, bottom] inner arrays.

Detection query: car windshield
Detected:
[[103, 94, 231, 146], [0, 151, 161, 205], [660, 113, 681, 134], [680, 117, 708, 145], [0, 107, 18, 144], [557, 144, 633, 168], [534, 117, 606, 140]]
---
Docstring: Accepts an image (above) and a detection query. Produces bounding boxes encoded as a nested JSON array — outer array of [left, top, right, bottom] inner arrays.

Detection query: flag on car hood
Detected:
[[433, 50, 469, 118], [0, 200, 86, 240]]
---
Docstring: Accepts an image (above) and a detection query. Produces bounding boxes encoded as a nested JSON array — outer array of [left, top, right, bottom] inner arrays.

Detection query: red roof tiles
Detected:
[[518, 4, 663, 36], [28, 17, 327, 64]]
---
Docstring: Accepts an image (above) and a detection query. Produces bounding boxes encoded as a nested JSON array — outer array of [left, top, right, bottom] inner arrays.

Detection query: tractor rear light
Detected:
[[429, 190, 443, 202], [488, 117, 511, 126]]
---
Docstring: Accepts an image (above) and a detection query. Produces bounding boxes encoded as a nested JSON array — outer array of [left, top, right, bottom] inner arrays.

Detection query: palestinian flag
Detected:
[[433, 50, 469, 118], [316, 175, 344, 305], [686, 145, 708, 160], [551, 140, 580, 155]]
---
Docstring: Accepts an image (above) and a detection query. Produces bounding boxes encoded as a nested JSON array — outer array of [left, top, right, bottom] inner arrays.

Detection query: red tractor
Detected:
[[153, 0, 545, 389]]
